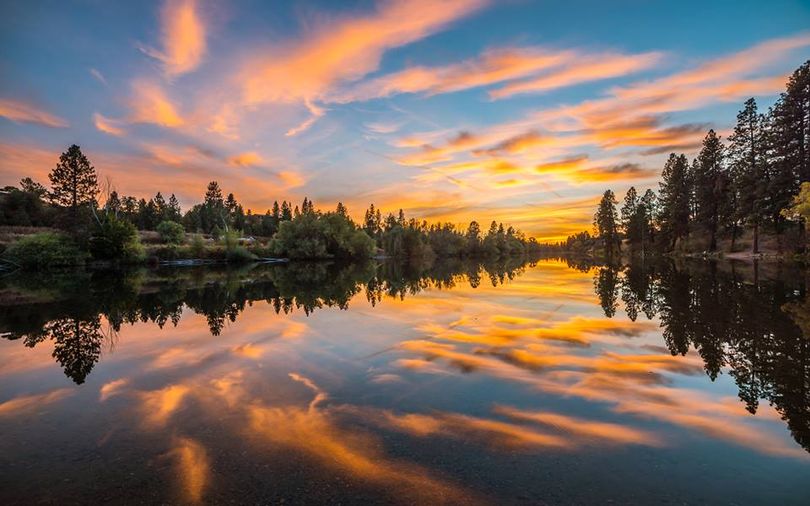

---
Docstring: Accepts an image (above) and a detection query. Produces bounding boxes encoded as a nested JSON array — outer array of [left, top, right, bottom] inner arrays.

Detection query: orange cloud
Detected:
[[141, 0, 207, 77], [246, 374, 477, 503], [241, 0, 487, 105], [139, 384, 191, 426], [473, 130, 546, 156], [129, 81, 184, 127], [0, 98, 68, 128], [0, 388, 74, 417], [99, 378, 130, 401], [227, 151, 263, 167], [489, 52, 661, 99], [493, 406, 662, 446], [335, 46, 575, 102], [93, 112, 126, 136], [169, 436, 209, 503]]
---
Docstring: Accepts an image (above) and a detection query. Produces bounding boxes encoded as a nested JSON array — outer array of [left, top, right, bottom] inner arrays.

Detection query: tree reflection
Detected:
[[0, 257, 531, 384], [592, 258, 810, 453]]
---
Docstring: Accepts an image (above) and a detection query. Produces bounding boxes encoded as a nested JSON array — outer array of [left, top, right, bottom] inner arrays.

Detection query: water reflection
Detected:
[[1, 257, 809, 504], [0, 258, 528, 384], [588, 258, 810, 453]]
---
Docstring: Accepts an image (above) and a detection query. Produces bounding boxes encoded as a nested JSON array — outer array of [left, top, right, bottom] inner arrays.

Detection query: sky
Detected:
[[1, 0, 809, 241]]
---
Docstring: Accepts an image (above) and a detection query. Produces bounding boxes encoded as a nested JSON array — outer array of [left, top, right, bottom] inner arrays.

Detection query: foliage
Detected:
[[271, 209, 375, 259], [156, 220, 185, 244], [3, 232, 86, 269], [782, 182, 810, 229], [88, 215, 144, 263], [594, 190, 620, 256], [48, 144, 98, 214]]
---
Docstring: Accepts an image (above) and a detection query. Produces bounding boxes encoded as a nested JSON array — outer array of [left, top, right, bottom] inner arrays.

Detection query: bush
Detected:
[[3, 232, 86, 269], [89, 216, 144, 263], [271, 212, 374, 259], [156, 221, 185, 244], [189, 234, 206, 258], [225, 246, 257, 263]]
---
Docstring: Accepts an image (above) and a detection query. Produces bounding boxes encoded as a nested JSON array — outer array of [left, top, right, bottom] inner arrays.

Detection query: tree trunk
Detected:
[[730, 223, 738, 252], [752, 221, 759, 254]]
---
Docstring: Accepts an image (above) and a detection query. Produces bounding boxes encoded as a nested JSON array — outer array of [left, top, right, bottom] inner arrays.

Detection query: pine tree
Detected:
[[153, 192, 167, 221], [594, 189, 619, 257], [621, 186, 640, 245], [281, 201, 292, 221], [48, 144, 98, 222], [729, 98, 767, 253], [693, 130, 728, 251], [658, 154, 691, 249], [167, 194, 182, 222]]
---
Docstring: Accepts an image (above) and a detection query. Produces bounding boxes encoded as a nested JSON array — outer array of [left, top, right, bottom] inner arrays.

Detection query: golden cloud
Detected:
[[0, 98, 68, 128], [140, 0, 207, 77]]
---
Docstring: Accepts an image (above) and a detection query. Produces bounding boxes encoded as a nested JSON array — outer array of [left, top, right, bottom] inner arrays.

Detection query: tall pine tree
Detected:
[[729, 98, 767, 253], [658, 154, 691, 249]]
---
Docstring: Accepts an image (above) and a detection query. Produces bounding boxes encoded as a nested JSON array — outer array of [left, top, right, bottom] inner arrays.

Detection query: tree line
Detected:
[[558, 60, 809, 258], [0, 145, 542, 267]]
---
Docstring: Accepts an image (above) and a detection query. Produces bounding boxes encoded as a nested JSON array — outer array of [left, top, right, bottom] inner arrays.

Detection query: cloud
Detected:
[[240, 0, 487, 105], [227, 151, 263, 167], [89, 68, 107, 85], [473, 130, 545, 156], [285, 99, 327, 137], [94, 113, 126, 136], [140, 0, 207, 77], [0, 98, 68, 128], [139, 384, 191, 427], [129, 81, 184, 127], [99, 378, 130, 401], [488, 52, 661, 99], [169, 436, 209, 503], [574, 162, 658, 183], [0, 388, 74, 417], [336, 47, 659, 103], [335, 46, 575, 102]]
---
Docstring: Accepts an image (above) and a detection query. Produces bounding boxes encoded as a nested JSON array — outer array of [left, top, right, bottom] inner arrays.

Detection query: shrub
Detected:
[[271, 212, 374, 259], [225, 246, 257, 263], [89, 216, 145, 263], [3, 232, 86, 269], [189, 234, 206, 258], [156, 220, 185, 244]]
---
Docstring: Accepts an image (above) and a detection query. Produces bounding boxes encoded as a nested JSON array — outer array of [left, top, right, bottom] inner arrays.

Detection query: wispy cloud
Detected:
[[93, 112, 126, 136], [140, 0, 207, 77], [89, 68, 107, 85], [128, 81, 184, 127], [0, 98, 69, 128], [241, 0, 487, 105]]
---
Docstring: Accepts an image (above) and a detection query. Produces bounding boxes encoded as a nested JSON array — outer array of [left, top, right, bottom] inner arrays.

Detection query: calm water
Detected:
[[0, 258, 808, 505]]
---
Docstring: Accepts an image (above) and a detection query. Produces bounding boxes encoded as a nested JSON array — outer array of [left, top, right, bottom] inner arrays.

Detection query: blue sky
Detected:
[[1, 0, 809, 239]]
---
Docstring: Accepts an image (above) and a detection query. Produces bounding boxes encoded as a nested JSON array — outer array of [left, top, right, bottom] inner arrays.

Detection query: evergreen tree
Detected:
[[281, 201, 292, 221], [363, 204, 381, 239], [20, 177, 47, 198], [48, 144, 98, 223], [693, 130, 729, 251], [167, 194, 182, 222], [621, 187, 640, 244], [729, 98, 767, 253], [658, 154, 691, 249], [594, 190, 620, 257], [153, 192, 167, 221]]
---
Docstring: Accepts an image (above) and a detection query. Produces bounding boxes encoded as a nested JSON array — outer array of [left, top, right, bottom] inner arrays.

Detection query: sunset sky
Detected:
[[1, 0, 809, 241]]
